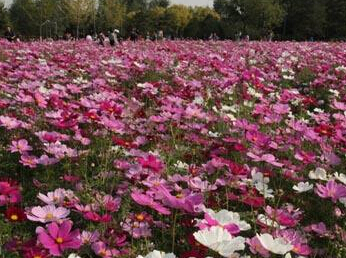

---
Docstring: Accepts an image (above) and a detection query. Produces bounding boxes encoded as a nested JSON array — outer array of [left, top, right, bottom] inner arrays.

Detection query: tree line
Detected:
[[0, 0, 346, 40]]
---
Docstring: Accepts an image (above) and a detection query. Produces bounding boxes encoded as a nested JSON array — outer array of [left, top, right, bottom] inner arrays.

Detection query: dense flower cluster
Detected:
[[0, 39, 346, 257]]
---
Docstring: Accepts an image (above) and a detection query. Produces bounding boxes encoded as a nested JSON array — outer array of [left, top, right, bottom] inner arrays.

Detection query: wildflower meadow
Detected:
[[1, 39, 346, 258]]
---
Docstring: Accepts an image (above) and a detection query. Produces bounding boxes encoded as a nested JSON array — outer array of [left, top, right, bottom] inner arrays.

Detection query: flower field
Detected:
[[0, 39, 346, 258]]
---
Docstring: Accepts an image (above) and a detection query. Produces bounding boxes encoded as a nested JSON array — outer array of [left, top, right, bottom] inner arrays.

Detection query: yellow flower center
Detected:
[[34, 256, 42, 258], [176, 193, 184, 199], [45, 213, 54, 219], [10, 214, 18, 221], [136, 214, 145, 221], [55, 237, 64, 244]]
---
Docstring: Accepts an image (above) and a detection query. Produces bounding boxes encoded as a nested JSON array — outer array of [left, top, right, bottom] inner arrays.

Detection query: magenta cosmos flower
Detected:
[[131, 191, 171, 215], [37, 220, 82, 256]]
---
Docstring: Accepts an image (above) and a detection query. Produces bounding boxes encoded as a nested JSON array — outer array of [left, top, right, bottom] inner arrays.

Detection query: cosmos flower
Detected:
[[9, 139, 33, 154], [131, 191, 171, 215], [91, 241, 119, 258], [26, 205, 70, 223], [197, 208, 251, 235], [37, 220, 82, 256], [5, 206, 26, 222], [315, 180, 346, 202], [256, 233, 293, 255], [293, 182, 314, 193], [193, 226, 245, 257], [136, 250, 176, 258]]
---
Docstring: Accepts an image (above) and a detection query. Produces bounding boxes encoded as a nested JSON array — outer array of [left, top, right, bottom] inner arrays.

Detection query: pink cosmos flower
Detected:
[[102, 195, 121, 212], [35, 131, 70, 143], [137, 154, 164, 173], [83, 211, 112, 223], [20, 155, 39, 168], [9, 139, 33, 154], [38, 188, 78, 206], [26, 205, 70, 223], [131, 191, 171, 215], [246, 236, 270, 257], [0, 115, 21, 129], [304, 222, 328, 235], [158, 185, 204, 213], [245, 130, 270, 146], [0, 180, 22, 206], [38, 155, 59, 166], [121, 212, 153, 238], [265, 205, 302, 227], [274, 229, 312, 256], [247, 152, 283, 167], [80, 230, 100, 245], [315, 180, 346, 203], [91, 241, 119, 258], [294, 150, 315, 164], [37, 220, 82, 256]]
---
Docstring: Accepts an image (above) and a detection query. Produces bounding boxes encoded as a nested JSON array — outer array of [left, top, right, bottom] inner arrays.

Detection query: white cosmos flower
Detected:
[[257, 233, 293, 255], [334, 173, 346, 185], [308, 167, 328, 181], [68, 254, 81, 258], [251, 170, 270, 185], [293, 182, 314, 193], [174, 160, 189, 170], [255, 182, 274, 198], [204, 208, 251, 231], [136, 250, 176, 258], [193, 226, 245, 257]]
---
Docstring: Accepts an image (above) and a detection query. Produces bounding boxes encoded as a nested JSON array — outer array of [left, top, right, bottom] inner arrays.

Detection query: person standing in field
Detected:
[[109, 30, 115, 46], [98, 32, 105, 46], [130, 28, 138, 42], [5, 27, 15, 42]]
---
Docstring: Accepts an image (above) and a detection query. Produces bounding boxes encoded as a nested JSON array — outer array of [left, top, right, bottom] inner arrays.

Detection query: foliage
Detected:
[[282, 0, 327, 40], [0, 2, 9, 34], [9, 0, 39, 37], [164, 5, 192, 37], [62, 0, 94, 37], [98, 0, 126, 32]]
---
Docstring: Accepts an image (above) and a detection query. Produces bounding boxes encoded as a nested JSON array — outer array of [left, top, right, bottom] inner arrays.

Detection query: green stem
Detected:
[[172, 211, 177, 253]]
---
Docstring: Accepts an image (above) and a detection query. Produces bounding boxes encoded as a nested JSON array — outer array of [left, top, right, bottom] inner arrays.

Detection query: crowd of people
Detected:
[[2, 26, 225, 44]]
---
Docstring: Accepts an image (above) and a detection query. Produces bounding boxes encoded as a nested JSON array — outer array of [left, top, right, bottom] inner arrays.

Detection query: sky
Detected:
[[2, 0, 212, 8]]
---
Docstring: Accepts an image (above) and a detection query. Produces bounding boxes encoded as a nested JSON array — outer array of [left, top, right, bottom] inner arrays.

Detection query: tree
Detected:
[[326, 0, 346, 39], [281, 0, 326, 40], [148, 0, 169, 9], [98, 0, 126, 32], [213, 0, 229, 19], [123, 0, 148, 12], [0, 2, 9, 34], [164, 5, 192, 37], [10, 0, 39, 37], [63, 0, 94, 38], [213, 0, 284, 39], [184, 7, 221, 39]]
